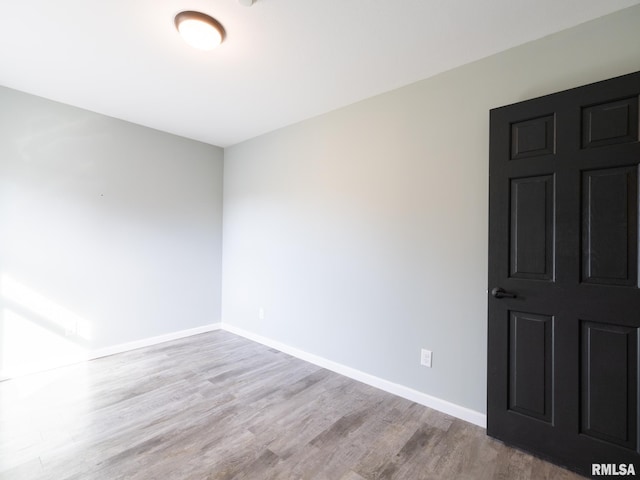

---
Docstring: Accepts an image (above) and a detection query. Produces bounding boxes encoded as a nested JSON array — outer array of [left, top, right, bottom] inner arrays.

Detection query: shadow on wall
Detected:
[[0, 274, 91, 380]]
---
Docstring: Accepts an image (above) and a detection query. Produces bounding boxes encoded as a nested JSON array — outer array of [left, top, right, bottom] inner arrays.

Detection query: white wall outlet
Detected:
[[258, 307, 265, 320], [421, 348, 432, 368]]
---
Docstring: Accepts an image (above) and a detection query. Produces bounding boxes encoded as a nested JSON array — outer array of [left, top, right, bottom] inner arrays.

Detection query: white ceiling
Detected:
[[1, 0, 638, 147]]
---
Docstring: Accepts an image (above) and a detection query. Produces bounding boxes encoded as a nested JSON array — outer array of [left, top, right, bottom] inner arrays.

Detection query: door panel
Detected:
[[511, 115, 556, 159], [581, 166, 638, 286], [582, 97, 639, 148], [580, 321, 637, 450], [488, 71, 640, 475], [508, 311, 553, 422], [510, 175, 555, 280]]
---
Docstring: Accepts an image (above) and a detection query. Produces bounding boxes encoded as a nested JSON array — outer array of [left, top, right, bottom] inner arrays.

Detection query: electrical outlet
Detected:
[[421, 349, 432, 368], [258, 307, 265, 320]]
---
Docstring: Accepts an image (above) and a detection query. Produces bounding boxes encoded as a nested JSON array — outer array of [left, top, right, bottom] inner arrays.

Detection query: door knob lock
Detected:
[[491, 287, 517, 299]]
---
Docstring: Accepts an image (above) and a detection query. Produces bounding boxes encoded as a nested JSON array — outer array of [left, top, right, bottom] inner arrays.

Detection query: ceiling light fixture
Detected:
[[174, 11, 225, 50]]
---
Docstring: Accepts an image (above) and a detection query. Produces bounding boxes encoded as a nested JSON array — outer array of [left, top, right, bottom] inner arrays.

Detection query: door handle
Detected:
[[491, 287, 517, 299]]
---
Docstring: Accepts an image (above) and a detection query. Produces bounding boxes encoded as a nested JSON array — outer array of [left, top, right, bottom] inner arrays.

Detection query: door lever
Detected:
[[491, 287, 517, 299]]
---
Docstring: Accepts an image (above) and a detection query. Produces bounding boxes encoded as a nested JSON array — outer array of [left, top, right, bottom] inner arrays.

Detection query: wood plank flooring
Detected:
[[0, 330, 584, 479]]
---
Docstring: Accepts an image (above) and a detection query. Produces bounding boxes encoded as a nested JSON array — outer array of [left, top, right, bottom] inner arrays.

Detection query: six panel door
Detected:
[[487, 71, 640, 476]]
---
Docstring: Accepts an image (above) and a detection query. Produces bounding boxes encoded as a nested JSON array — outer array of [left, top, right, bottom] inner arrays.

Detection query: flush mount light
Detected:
[[174, 11, 225, 50]]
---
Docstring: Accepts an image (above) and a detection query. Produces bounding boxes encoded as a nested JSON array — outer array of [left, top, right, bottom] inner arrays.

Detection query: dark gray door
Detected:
[[487, 71, 640, 475]]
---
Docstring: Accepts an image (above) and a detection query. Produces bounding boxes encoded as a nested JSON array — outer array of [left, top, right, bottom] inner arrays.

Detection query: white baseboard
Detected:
[[90, 323, 222, 360], [222, 323, 486, 428], [0, 323, 222, 381]]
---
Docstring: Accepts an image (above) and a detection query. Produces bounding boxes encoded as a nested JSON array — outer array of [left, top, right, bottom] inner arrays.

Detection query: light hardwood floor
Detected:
[[0, 330, 584, 479]]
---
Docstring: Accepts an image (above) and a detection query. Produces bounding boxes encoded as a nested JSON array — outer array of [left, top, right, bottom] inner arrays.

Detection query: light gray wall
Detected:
[[0, 87, 223, 377], [222, 5, 640, 414]]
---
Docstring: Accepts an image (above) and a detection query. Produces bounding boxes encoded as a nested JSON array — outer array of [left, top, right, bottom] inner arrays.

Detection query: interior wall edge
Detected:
[[0, 323, 223, 381], [221, 322, 487, 428], [89, 323, 223, 361]]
